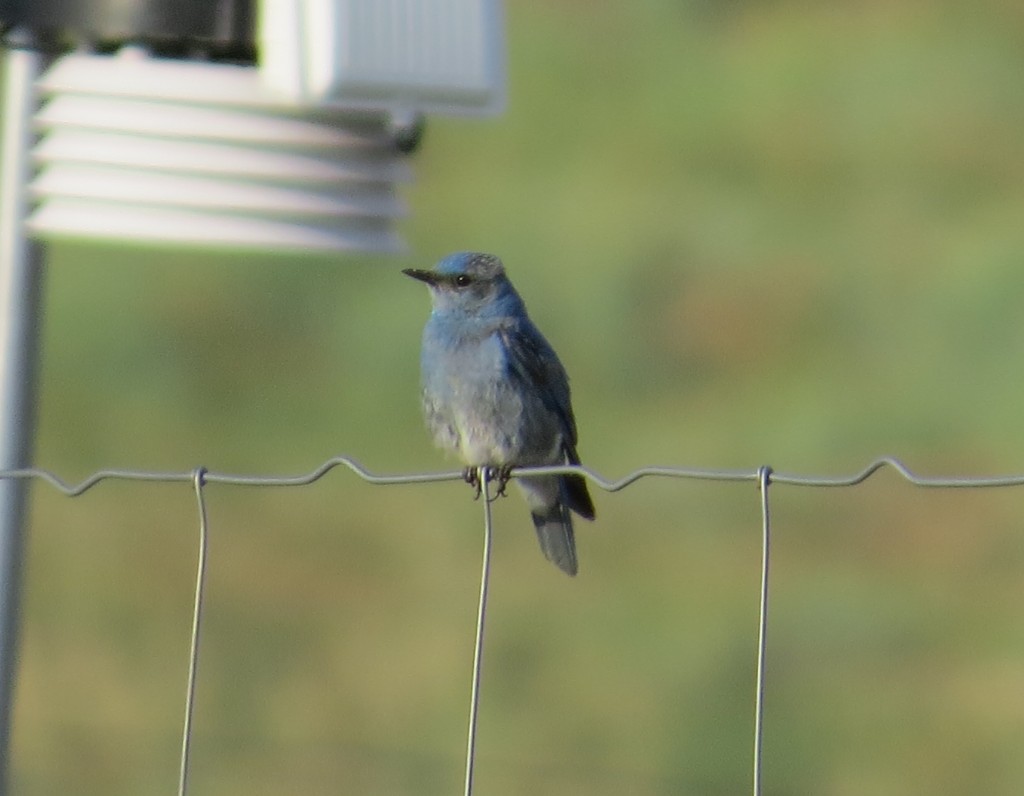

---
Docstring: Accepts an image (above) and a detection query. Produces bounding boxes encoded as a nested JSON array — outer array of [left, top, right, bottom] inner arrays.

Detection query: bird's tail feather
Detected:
[[562, 446, 596, 520], [562, 473, 595, 520], [531, 502, 578, 577]]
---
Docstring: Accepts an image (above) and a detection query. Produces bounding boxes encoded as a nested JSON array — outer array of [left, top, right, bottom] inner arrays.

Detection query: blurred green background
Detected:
[[7, 0, 1024, 793]]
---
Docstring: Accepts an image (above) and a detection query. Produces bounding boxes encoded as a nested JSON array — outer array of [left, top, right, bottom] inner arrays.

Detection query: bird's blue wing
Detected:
[[499, 320, 595, 520], [498, 320, 579, 446]]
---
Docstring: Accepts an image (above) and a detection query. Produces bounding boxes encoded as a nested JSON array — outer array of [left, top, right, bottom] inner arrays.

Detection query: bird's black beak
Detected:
[[402, 268, 439, 285]]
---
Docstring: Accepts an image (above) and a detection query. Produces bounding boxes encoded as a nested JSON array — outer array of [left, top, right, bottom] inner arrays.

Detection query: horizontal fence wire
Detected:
[[4, 455, 1024, 796], [4, 455, 1024, 495]]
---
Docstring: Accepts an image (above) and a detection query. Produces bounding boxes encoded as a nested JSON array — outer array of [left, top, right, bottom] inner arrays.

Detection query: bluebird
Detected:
[[404, 252, 595, 576]]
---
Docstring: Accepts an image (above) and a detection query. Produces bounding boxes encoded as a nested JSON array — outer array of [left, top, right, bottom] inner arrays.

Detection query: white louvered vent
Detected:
[[27, 51, 410, 252]]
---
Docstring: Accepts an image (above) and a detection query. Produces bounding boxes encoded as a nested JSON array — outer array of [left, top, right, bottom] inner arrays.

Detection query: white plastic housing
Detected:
[[259, 0, 505, 114]]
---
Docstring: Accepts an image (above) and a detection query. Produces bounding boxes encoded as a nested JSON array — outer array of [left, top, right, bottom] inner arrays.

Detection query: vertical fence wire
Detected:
[[4, 455, 1024, 794], [464, 467, 495, 796], [178, 468, 209, 796], [752, 466, 773, 796]]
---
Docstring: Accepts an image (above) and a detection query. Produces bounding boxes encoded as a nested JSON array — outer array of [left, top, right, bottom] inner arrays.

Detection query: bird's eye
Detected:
[[454, 274, 472, 287]]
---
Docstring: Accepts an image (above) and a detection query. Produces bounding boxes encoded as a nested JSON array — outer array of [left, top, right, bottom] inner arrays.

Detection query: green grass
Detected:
[[7, 0, 1024, 793]]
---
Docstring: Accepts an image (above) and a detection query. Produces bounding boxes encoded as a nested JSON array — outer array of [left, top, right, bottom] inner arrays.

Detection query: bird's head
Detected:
[[403, 252, 521, 318]]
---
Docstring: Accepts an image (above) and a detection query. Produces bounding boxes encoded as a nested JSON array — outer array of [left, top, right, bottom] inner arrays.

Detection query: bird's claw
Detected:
[[463, 465, 514, 501], [463, 466, 482, 500], [492, 465, 513, 500]]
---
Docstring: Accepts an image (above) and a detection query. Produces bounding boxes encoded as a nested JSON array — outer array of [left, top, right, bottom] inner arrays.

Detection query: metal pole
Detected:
[[0, 34, 46, 793]]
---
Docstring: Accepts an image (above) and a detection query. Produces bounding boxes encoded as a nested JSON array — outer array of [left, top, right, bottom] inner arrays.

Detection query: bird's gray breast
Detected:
[[421, 327, 561, 467]]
